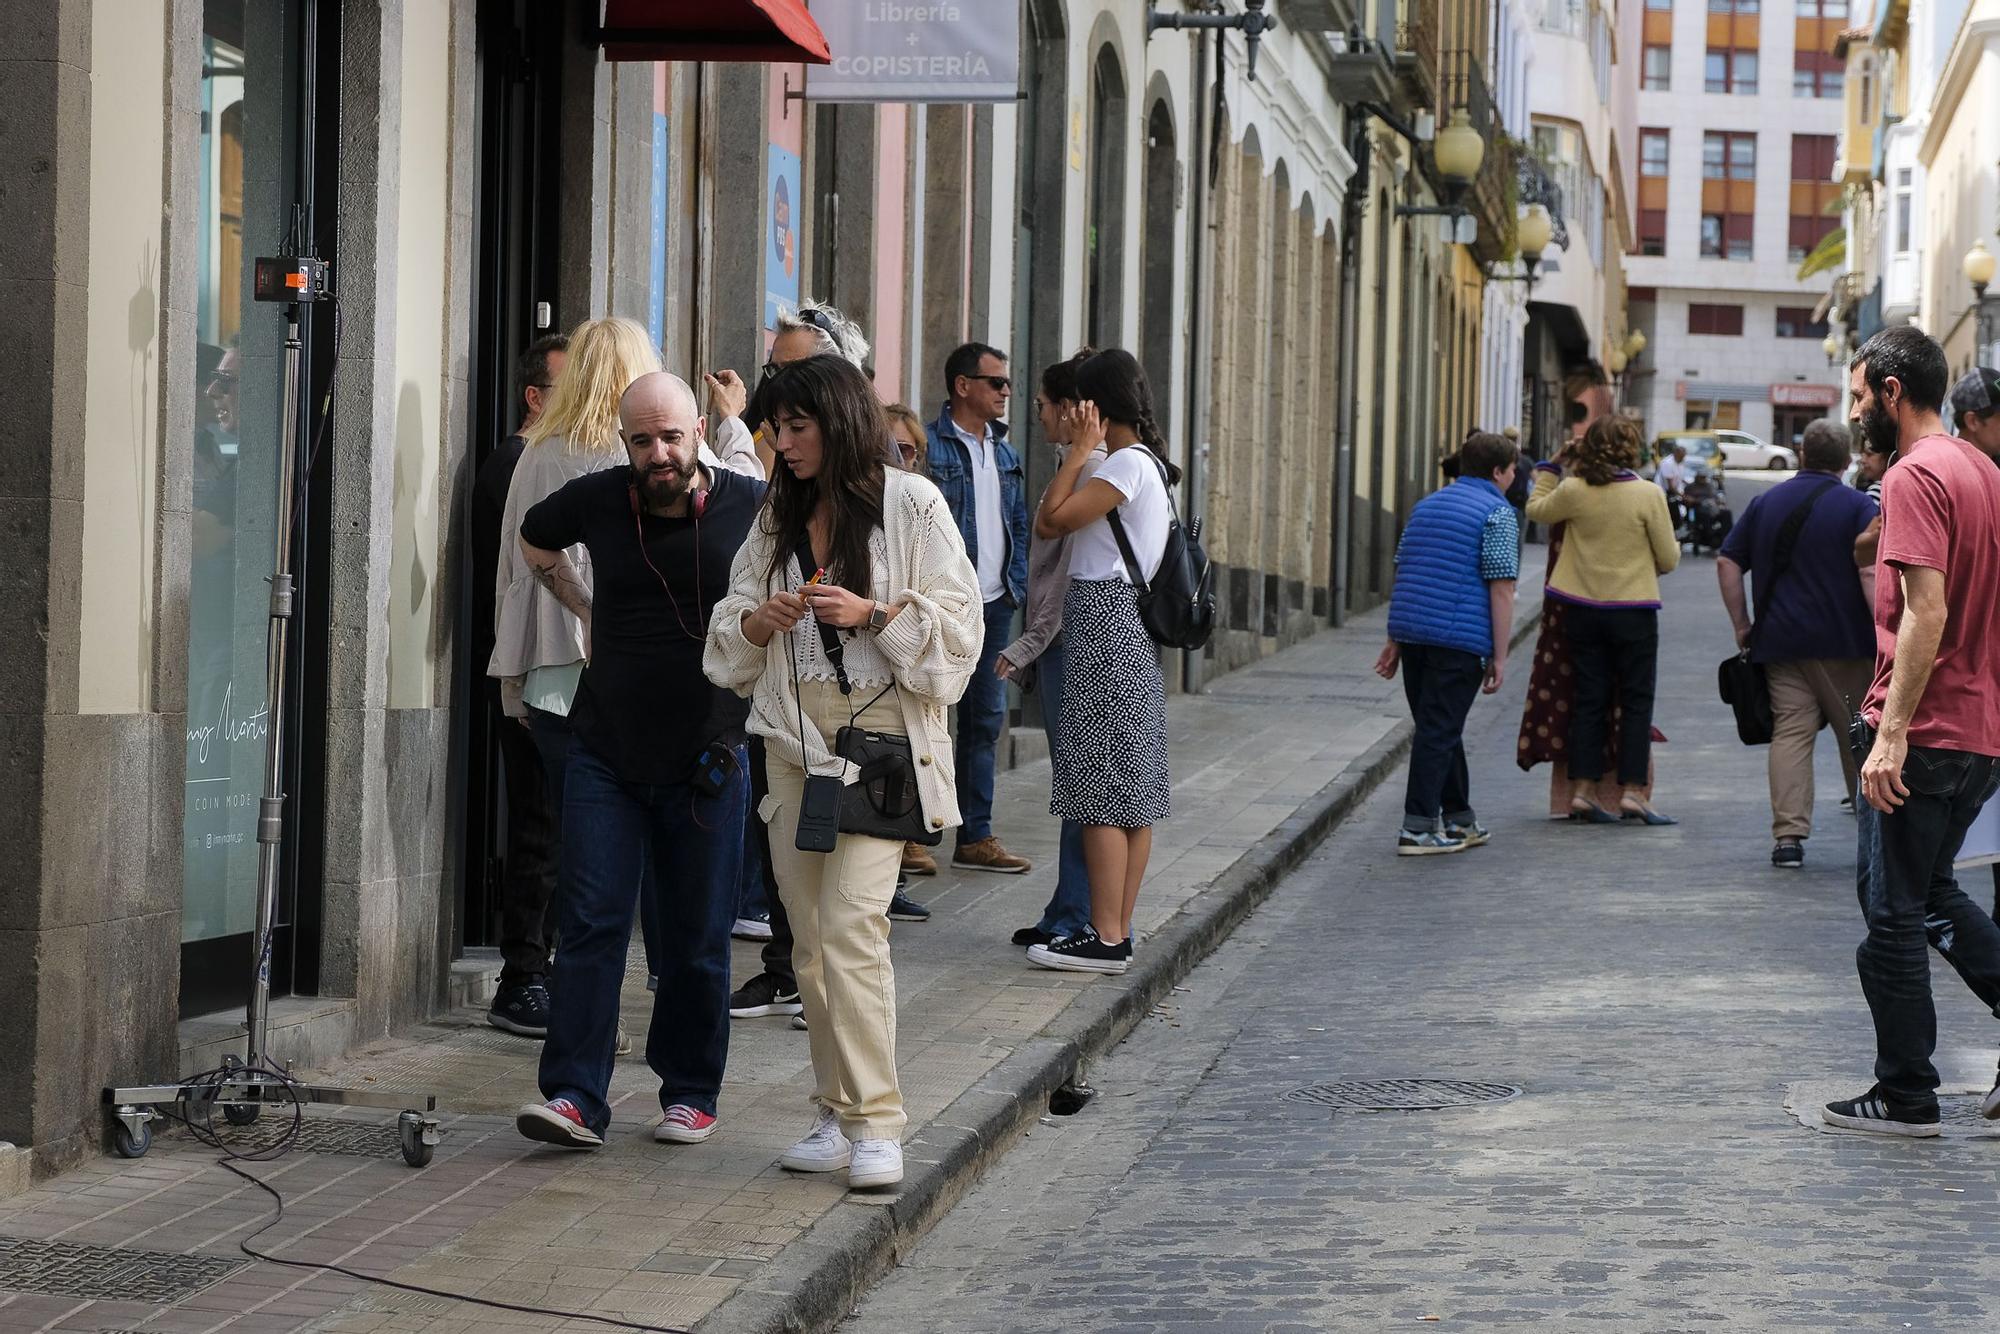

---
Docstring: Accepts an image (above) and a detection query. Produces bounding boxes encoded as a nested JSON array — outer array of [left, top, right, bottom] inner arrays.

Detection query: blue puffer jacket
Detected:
[[1387, 477, 1510, 657]]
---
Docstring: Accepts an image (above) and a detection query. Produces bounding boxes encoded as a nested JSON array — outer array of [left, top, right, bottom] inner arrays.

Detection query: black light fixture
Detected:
[[1148, 0, 1276, 82]]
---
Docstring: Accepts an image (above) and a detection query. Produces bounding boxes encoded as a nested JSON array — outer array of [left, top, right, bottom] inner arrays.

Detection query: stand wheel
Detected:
[[113, 1116, 151, 1159], [398, 1112, 434, 1168], [223, 1102, 261, 1127]]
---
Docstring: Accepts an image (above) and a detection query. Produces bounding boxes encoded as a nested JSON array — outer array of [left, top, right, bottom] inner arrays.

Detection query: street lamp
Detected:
[[1624, 330, 1646, 359], [1433, 110, 1486, 191], [1968, 239, 1997, 356], [1822, 331, 1845, 365]]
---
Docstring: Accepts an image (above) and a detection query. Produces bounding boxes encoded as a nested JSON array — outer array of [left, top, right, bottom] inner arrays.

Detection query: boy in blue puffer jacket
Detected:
[[1374, 431, 1521, 855]]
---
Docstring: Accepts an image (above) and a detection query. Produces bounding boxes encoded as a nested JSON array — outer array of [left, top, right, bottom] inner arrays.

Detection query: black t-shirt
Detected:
[[520, 465, 762, 785]]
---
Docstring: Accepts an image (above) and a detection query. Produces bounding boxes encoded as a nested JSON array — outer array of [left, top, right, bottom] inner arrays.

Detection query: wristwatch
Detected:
[[867, 600, 891, 633]]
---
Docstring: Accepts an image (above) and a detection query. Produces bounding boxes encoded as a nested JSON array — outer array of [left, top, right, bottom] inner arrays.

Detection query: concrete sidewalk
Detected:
[[0, 573, 1543, 1334]]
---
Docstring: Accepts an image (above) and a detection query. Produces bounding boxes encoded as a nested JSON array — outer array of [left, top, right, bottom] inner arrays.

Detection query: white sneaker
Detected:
[[778, 1108, 851, 1173], [848, 1138, 903, 1189]]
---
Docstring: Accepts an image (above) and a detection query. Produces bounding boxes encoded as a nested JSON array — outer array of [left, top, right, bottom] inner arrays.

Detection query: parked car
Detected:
[[1651, 429, 1797, 473]]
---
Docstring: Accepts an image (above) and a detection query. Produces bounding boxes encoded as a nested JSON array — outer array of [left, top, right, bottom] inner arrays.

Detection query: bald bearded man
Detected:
[[513, 372, 765, 1150]]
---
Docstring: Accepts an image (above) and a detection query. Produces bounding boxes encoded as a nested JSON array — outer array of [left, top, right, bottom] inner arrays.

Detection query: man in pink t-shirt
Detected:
[[1823, 326, 2000, 1138]]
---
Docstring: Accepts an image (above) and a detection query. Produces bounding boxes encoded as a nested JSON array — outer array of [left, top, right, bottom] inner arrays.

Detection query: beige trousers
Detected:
[[762, 677, 909, 1140], [1767, 657, 1872, 841]]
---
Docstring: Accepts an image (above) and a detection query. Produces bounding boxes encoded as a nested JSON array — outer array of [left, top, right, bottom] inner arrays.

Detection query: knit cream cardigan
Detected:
[[703, 469, 984, 834]]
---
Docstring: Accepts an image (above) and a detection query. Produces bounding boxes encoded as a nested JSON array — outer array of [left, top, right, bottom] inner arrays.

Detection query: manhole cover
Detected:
[[0, 1235, 244, 1302], [1283, 1078, 1522, 1111]]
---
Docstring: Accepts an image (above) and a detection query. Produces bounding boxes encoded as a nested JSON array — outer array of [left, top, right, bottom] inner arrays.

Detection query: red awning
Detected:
[[599, 0, 831, 65]]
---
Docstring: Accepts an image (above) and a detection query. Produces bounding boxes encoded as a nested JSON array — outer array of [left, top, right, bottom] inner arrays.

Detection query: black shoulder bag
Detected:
[[1104, 447, 1217, 651], [1716, 479, 1833, 746], [791, 538, 943, 847]]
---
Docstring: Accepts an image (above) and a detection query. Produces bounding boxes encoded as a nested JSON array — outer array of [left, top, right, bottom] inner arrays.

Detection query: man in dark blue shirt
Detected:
[[511, 372, 762, 1151], [1717, 418, 1878, 869]]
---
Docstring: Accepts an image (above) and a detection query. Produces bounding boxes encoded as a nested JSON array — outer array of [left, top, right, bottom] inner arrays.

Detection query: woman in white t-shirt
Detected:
[[1026, 349, 1176, 975]]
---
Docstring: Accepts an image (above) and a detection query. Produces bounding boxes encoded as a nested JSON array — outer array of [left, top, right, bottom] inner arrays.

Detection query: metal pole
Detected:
[[1332, 117, 1370, 625], [246, 304, 303, 1068]]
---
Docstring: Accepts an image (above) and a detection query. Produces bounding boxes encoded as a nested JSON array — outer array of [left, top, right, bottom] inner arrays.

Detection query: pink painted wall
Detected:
[[873, 104, 908, 404]]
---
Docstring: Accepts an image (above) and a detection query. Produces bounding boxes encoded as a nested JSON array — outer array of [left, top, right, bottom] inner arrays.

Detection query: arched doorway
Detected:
[[1085, 42, 1128, 348], [1013, 0, 1069, 500], [1139, 94, 1177, 447]]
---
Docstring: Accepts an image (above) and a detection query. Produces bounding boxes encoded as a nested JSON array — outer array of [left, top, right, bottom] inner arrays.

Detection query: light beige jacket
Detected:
[[703, 469, 983, 833]]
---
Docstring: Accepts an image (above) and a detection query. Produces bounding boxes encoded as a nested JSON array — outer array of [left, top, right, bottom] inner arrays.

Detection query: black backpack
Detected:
[[1105, 447, 1217, 651]]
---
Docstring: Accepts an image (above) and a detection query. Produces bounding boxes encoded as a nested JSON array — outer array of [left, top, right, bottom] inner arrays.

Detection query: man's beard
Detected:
[[640, 463, 691, 509], [1860, 403, 1900, 455]]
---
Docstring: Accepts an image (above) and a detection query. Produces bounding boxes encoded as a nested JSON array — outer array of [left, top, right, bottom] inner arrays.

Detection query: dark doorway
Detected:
[[455, 0, 567, 958], [1139, 97, 1177, 448], [1085, 44, 1129, 350]]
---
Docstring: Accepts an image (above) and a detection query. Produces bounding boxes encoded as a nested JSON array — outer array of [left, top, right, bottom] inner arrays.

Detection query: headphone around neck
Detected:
[[628, 469, 710, 641]]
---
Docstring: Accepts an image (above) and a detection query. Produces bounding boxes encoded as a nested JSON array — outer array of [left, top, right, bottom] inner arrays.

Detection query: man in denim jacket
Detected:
[[921, 342, 1033, 876]]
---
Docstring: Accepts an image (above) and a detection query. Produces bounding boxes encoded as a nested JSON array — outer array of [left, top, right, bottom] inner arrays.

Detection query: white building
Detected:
[[1623, 0, 1850, 449]]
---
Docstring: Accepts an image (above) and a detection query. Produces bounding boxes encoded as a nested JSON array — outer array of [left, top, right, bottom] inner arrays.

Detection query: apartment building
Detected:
[[1622, 0, 1849, 448]]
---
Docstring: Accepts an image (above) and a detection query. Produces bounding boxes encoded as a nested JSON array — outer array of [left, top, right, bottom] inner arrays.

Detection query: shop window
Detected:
[[1686, 398, 1744, 428]]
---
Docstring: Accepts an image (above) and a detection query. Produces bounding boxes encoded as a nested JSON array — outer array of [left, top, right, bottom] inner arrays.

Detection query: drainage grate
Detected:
[[0, 1235, 244, 1302], [1283, 1078, 1522, 1111], [163, 1115, 402, 1158]]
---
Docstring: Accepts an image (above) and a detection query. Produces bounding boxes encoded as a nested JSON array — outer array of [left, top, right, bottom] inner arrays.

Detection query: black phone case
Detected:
[[691, 744, 741, 798], [795, 773, 843, 853]]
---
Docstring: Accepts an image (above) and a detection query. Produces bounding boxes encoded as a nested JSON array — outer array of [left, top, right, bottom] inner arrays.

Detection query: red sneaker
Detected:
[[515, 1098, 603, 1149], [653, 1104, 719, 1143]]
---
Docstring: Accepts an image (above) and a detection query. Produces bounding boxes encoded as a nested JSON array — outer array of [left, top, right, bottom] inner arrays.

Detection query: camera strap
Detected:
[[793, 536, 853, 695]]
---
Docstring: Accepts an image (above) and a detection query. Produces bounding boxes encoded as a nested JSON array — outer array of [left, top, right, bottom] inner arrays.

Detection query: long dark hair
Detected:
[[1040, 346, 1096, 403], [1075, 349, 1182, 484], [760, 355, 888, 596]]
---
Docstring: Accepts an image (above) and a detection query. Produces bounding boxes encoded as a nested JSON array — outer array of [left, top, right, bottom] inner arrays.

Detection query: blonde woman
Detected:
[[885, 403, 928, 476]]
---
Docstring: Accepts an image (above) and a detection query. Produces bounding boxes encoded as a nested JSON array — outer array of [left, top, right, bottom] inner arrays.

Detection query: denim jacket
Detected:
[[924, 403, 1029, 605]]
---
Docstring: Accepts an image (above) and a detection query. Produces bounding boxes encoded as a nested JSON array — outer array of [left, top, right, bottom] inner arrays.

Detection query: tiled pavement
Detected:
[[0, 578, 1543, 1334]]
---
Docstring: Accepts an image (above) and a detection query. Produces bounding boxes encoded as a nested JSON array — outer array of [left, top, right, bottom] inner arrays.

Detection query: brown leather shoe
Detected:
[[901, 843, 938, 876], [951, 836, 1031, 875]]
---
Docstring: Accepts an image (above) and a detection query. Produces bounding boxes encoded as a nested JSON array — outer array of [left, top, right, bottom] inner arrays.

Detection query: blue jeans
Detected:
[[537, 739, 745, 1132], [1397, 642, 1483, 833], [529, 705, 661, 978], [1850, 719, 2000, 1107], [1031, 637, 1091, 937], [954, 597, 1016, 846]]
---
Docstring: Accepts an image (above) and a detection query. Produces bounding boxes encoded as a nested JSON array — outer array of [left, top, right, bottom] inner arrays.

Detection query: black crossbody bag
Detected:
[[791, 538, 942, 847], [1717, 479, 1834, 746]]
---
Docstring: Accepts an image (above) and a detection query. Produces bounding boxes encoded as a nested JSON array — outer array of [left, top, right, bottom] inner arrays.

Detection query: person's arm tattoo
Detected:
[[521, 539, 592, 624]]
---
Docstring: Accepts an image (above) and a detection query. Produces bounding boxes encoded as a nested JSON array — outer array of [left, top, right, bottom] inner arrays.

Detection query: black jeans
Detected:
[[1564, 602, 1659, 788], [494, 701, 559, 984], [1849, 719, 2000, 1107], [746, 737, 796, 991], [1398, 642, 1484, 833]]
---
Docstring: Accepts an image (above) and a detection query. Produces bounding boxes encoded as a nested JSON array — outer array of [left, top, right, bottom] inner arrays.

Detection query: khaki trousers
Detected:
[[762, 678, 908, 1140], [1767, 657, 1872, 841]]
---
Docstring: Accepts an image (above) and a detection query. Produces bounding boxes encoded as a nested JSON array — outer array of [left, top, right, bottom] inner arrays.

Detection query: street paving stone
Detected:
[[848, 562, 2000, 1333], [0, 581, 1520, 1333]]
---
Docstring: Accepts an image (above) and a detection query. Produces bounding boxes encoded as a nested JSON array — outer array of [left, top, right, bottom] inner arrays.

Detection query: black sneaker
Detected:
[[729, 972, 804, 1018], [1822, 1086, 1941, 1137], [488, 982, 551, 1038], [888, 888, 930, 922], [1011, 926, 1054, 947], [1026, 927, 1131, 975], [1773, 841, 1805, 869]]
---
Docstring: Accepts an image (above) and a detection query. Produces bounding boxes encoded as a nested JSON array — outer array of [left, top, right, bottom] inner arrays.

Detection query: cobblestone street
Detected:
[[849, 561, 2000, 1332]]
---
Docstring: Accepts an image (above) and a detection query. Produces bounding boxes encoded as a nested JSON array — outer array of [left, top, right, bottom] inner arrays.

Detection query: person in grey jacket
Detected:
[[998, 350, 1098, 948]]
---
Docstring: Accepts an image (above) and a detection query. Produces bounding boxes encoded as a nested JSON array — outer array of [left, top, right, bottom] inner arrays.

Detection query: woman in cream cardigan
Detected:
[[1524, 414, 1681, 824], [704, 355, 981, 1190]]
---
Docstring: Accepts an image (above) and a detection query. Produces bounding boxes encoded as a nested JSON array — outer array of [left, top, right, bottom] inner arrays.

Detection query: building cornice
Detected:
[[1917, 11, 2000, 167]]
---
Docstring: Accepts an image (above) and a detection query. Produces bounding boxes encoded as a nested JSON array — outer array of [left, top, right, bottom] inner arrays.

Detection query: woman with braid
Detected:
[[1029, 349, 1178, 974]]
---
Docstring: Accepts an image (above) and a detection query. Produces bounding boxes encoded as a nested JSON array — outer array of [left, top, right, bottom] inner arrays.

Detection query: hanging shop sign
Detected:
[[806, 2, 1019, 103]]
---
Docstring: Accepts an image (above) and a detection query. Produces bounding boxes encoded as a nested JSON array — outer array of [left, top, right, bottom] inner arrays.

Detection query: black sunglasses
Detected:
[[962, 374, 1011, 392]]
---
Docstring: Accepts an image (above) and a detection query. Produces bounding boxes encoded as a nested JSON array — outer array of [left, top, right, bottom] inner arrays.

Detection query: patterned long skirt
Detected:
[[1051, 579, 1171, 829]]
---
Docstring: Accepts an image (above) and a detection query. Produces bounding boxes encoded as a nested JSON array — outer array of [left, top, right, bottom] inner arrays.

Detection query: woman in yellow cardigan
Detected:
[[1525, 416, 1681, 824]]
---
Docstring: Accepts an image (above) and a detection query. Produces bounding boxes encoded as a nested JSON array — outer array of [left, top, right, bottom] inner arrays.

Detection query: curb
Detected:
[[693, 604, 1543, 1334]]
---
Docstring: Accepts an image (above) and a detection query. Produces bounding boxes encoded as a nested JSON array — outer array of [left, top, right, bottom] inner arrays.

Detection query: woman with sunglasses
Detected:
[[704, 355, 981, 1190]]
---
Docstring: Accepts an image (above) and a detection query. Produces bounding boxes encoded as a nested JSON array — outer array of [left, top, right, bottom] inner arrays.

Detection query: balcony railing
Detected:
[[1394, 0, 1440, 107]]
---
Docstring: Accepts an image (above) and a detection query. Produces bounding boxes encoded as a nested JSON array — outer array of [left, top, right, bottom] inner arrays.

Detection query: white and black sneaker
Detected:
[[729, 972, 804, 1019], [1027, 927, 1132, 975], [1397, 829, 1468, 857], [1444, 819, 1490, 848], [1822, 1086, 1942, 1137], [1772, 840, 1804, 869]]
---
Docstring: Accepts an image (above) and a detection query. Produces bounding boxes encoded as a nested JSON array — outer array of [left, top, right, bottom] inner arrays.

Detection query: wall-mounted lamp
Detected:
[[1148, 0, 1275, 82]]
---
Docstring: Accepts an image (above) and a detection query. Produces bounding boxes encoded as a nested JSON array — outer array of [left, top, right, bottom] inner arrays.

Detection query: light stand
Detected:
[[104, 243, 441, 1170]]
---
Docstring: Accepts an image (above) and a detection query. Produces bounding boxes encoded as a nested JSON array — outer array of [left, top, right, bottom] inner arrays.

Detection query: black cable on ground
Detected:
[[158, 1060, 689, 1334]]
